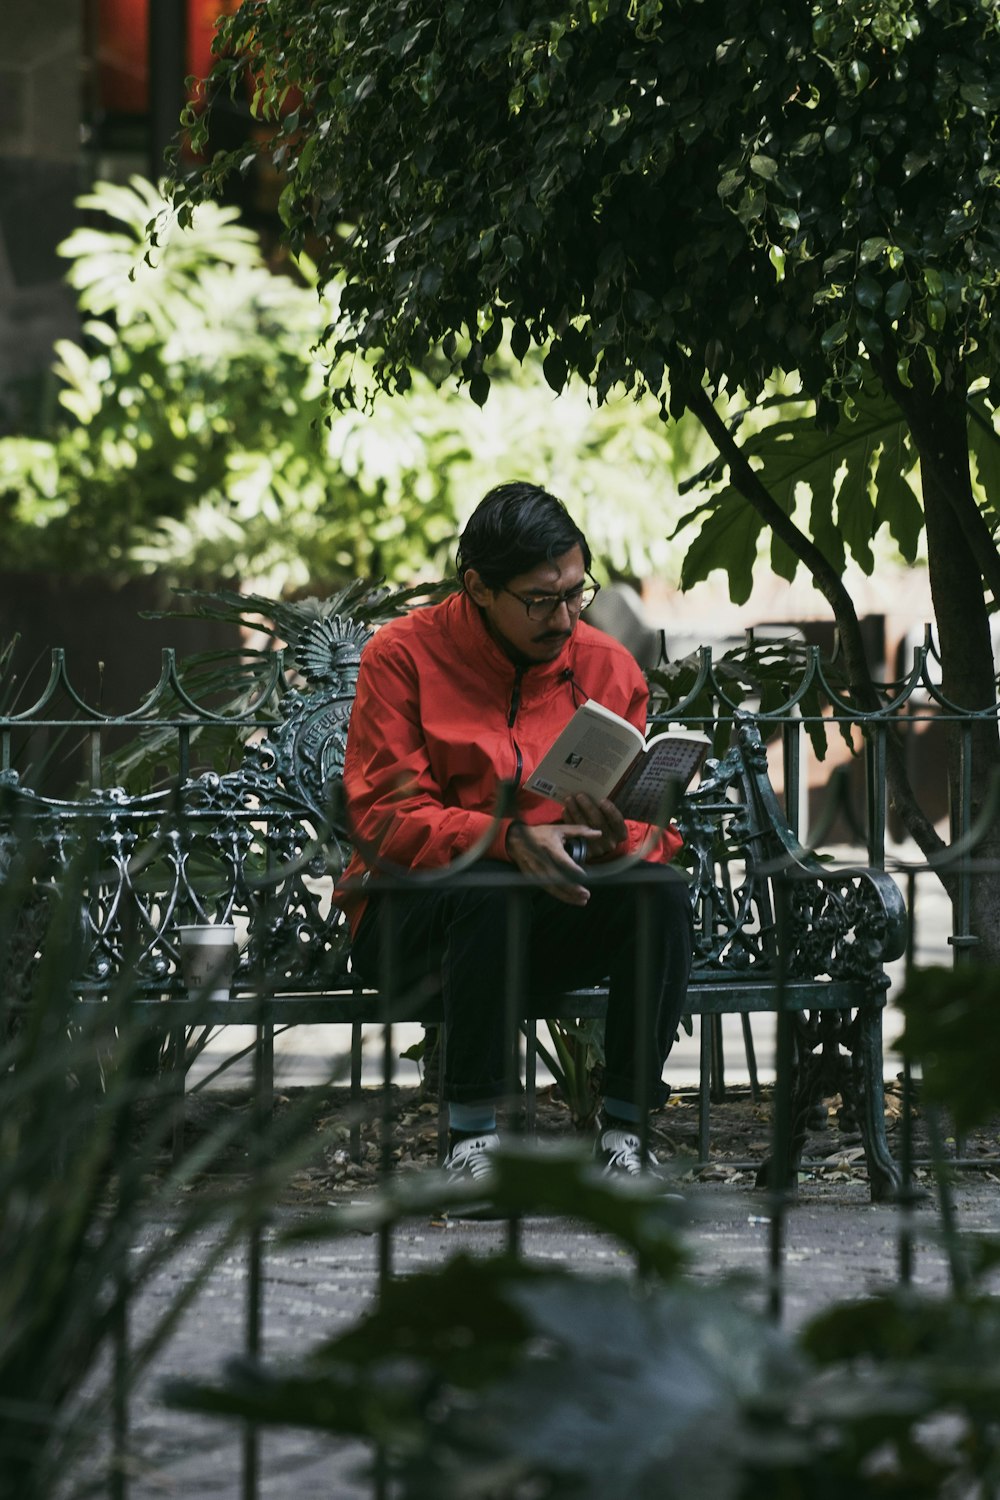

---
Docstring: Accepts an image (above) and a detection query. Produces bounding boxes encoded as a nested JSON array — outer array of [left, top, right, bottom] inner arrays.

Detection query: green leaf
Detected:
[[510, 321, 531, 361], [277, 180, 297, 228], [858, 237, 889, 265], [968, 396, 1000, 525], [678, 492, 764, 605], [820, 319, 849, 354], [481, 316, 503, 355], [902, 149, 929, 179], [542, 347, 567, 393], [469, 371, 491, 406], [855, 277, 882, 311], [750, 152, 778, 181], [926, 297, 946, 331], [873, 433, 922, 563], [884, 280, 911, 320], [705, 386, 915, 591]]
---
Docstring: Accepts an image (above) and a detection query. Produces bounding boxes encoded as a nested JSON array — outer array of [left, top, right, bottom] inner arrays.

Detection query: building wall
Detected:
[[0, 0, 82, 432]]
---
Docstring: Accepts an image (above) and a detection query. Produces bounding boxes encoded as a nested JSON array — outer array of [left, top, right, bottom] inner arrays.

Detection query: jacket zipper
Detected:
[[507, 666, 524, 787]]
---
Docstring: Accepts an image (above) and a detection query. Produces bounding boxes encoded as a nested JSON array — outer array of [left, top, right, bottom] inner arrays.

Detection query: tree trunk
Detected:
[[685, 360, 1000, 958], [901, 376, 1000, 965]]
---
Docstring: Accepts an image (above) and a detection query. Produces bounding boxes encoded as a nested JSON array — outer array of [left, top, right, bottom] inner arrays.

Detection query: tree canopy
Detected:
[[178, 0, 1000, 916], [185, 1, 1000, 411], [180, 3, 1000, 653]]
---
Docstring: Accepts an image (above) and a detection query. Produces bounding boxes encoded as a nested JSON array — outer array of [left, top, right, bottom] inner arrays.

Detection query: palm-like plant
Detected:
[[0, 837, 347, 1496]]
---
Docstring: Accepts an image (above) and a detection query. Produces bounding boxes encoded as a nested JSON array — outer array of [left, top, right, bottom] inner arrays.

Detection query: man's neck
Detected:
[[477, 608, 538, 669]]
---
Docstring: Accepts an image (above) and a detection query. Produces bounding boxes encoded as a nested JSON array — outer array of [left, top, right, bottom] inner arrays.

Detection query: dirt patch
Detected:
[[168, 1076, 1000, 1206]]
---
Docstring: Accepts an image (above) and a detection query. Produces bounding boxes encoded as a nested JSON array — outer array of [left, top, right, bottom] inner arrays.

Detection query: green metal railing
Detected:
[[2, 633, 998, 1498]]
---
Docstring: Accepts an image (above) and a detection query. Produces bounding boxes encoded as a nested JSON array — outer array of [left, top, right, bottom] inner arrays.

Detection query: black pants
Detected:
[[350, 860, 693, 1108]]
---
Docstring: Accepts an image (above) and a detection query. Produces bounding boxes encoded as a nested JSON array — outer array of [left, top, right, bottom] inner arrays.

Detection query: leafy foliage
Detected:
[[101, 577, 443, 789], [534, 1015, 606, 1128], [167, 1149, 1000, 1500], [181, 1, 1000, 418], [172, 0, 1000, 632], [674, 383, 924, 604], [0, 176, 707, 593], [648, 630, 858, 762], [0, 177, 457, 589], [896, 963, 1000, 1132], [173, 1256, 796, 1499], [0, 842, 337, 1495]]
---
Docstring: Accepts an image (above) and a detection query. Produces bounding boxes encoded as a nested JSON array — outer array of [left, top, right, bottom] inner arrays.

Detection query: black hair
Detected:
[[455, 482, 591, 591]]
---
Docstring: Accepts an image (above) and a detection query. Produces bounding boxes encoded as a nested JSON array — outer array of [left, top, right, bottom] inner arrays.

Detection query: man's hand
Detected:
[[563, 793, 628, 861], [505, 821, 601, 906]]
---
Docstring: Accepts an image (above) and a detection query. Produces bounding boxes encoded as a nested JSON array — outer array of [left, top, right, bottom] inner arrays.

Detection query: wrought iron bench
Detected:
[[0, 614, 908, 1199]]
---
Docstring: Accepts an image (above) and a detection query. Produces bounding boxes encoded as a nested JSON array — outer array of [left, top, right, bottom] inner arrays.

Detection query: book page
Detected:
[[527, 700, 642, 802], [614, 734, 709, 822]]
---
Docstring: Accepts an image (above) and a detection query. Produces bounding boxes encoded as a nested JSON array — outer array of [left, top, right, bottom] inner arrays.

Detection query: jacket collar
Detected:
[[448, 589, 573, 685]]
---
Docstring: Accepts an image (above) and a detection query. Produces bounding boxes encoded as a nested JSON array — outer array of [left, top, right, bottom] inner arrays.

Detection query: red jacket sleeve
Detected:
[[343, 634, 511, 870]]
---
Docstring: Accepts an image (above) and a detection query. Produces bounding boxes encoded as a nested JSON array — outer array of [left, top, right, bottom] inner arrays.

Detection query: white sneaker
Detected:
[[595, 1125, 663, 1179], [442, 1132, 501, 1183]]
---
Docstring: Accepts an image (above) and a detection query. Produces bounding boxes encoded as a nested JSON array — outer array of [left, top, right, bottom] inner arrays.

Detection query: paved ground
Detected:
[[94, 1165, 1000, 1500], [98, 853, 972, 1498]]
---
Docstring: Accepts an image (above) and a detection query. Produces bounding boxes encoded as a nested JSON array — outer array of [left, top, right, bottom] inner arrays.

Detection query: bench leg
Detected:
[[698, 1014, 712, 1162], [741, 1014, 761, 1103], [709, 1014, 726, 1101], [849, 1003, 900, 1204], [755, 1011, 823, 1194], [350, 1022, 363, 1163], [756, 1007, 900, 1203]]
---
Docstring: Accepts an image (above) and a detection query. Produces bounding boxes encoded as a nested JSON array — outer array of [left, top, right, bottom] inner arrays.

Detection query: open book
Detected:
[[526, 699, 709, 822]]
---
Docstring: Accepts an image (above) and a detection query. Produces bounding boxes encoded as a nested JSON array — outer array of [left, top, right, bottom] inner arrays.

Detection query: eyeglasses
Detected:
[[500, 577, 601, 622]]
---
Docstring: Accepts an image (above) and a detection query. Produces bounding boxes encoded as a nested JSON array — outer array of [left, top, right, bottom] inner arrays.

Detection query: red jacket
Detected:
[[339, 590, 682, 930]]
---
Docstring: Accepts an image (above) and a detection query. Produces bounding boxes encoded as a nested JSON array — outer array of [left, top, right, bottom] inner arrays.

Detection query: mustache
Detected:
[[534, 630, 572, 644]]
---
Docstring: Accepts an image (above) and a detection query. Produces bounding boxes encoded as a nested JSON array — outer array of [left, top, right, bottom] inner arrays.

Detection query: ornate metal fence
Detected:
[[1, 630, 996, 1499]]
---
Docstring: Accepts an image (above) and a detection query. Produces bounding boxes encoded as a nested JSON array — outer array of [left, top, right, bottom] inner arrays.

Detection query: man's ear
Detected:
[[464, 569, 494, 607]]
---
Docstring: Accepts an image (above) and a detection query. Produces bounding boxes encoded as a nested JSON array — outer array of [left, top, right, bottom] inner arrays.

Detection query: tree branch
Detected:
[[682, 376, 947, 863]]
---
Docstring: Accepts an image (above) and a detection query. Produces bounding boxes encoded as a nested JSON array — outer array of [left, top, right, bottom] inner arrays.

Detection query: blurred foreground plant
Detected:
[[897, 963, 1000, 1136], [166, 1120, 1000, 1497], [0, 832, 338, 1497]]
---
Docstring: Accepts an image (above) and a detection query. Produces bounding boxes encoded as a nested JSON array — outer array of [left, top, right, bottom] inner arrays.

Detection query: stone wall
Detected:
[[0, 0, 83, 432]]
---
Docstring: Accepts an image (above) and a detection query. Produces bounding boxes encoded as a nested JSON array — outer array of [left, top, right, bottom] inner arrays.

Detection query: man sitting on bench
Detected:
[[341, 481, 693, 1182]]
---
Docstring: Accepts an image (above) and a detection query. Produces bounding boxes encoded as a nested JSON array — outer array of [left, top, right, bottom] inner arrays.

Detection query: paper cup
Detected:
[[176, 923, 238, 1000]]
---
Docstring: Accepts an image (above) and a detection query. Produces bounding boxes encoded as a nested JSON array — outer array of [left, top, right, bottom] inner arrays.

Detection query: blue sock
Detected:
[[448, 1101, 498, 1136], [604, 1096, 641, 1127]]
